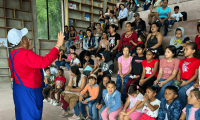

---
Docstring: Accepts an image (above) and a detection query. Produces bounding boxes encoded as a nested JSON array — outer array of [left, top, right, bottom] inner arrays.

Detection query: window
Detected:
[[36, 0, 62, 40]]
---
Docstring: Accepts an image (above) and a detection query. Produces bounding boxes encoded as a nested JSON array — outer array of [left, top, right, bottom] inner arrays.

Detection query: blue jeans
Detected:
[[66, 41, 73, 52], [65, 62, 71, 70], [177, 80, 195, 108], [128, 11, 133, 21], [130, 48, 136, 56], [116, 74, 130, 100], [55, 61, 65, 68], [169, 19, 177, 26], [74, 102, 80, 116], [153, 78, 175, 100], [157, 19, 169, 36], [143, 3, 151, 10], [78, 97, 97, 117], [135, 6, 139, 12], [116, 53, 123, 61], [92, 101, 106, 120]]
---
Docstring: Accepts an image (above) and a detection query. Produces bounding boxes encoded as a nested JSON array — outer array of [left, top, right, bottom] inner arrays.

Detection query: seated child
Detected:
[[158, 86, 182, 120], [170, 27, 187, 55], [65, 45, 77, 64], [137, 86, 161, 120], [153, 46, 180, 100], [50, 69, 66, 106], [116, 45, 133, 102], [43, 66, 58, 76], [55, 49, 67, 68], [130, 35, 146, 57], [126, 44, 146, 95], [90, 53, 103, 75], [195, 23, 200, 50], [83, 51, 94, 77], [42, 67, 56, 102], [96, 31, 109, 54], [92, 75, 111, 120], [178, 37, 192, 55], [65, 52, 80, 70], [134, 48, 159, 92], [119, 85, 144, 120], [176, 42, 200, 108], [97, 50, 114, 84], [78, 74, 99, 120], [101, 81, 123, 120], [179, 88, 200, 120], [168, 6, 183, 30]]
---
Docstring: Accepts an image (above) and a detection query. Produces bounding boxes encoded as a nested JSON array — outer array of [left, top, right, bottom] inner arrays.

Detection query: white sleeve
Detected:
[[179, 13, 183, 17], [171, 13, 174, 17], [77, 58, 80, 64], [122, 8, 128, 18]]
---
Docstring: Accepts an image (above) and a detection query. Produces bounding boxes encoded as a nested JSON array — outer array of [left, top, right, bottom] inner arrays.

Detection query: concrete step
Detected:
[[121, 0, 200, 30]]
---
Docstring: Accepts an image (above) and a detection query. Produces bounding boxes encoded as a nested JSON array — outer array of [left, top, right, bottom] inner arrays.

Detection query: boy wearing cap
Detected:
[[8, 27, 64, 120], [78, 74, 99, 120], [131, 12, 146, 37]]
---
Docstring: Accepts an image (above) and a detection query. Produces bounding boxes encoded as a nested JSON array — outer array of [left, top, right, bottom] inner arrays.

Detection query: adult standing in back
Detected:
[[118, 4, 128, 29], [66, 26, 77, 54], [156, 0, 171, 37]]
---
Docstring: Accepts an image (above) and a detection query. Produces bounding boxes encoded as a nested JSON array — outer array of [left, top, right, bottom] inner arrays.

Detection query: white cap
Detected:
[[7, 28, 28, 46]]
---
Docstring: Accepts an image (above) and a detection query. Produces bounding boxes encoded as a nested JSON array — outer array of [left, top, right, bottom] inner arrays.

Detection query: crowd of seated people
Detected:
[[44, 0, 200, 119]]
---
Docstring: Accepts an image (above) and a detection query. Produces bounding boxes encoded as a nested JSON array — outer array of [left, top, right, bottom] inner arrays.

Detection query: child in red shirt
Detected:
[[50, 69, 66, 106], [195, 23, 200, 50], [176, 42, 200, 108], [134, 48, 159, 92]]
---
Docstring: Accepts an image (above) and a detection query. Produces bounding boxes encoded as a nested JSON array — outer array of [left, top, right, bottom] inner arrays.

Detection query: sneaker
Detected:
[[81, 115, 87, 120], [50, 99, 55, 104], [68, 114, 80, 120], [60, 111, 68, 117], [68, 109, 74, 114], [43, 99, 48, 103], [86, 116, 92, 120], [53, 101, 61, 106], [168, 25, 172, 29]]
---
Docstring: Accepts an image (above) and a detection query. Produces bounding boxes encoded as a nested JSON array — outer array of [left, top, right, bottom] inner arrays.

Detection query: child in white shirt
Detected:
[[169, 6, 183, 30]]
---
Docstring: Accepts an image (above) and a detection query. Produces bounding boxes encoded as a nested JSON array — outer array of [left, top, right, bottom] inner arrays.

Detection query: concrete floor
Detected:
[[0, 82, 74, 120]]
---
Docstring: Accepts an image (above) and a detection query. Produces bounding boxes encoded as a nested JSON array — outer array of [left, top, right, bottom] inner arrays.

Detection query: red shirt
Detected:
[[55, 76, 66, 89], [179, 57, 200, 80], [142, 59, 159, 77], [9, 47, 59, 89], [195, 35, 200, 50], [118, 32, 138, 51], [137, 41, 144, 45]]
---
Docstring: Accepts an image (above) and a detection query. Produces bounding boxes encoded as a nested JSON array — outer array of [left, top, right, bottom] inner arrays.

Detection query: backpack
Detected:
[[179, 11, 187, 21]]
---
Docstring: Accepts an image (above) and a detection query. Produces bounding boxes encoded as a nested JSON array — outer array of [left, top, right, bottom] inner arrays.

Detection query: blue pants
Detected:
[[55, 61, 65, 68], [153, 78, 175, 100], [135, 6, 139, 12], [157, 19, 169, 36], [177, 80, 195, 108], [66, 41, 73, 52], [74, 97, 97, 117], [92, 102, 106, 120], [65, 62, 71, 70], [128, 11, 133, 21], [169, 19, 177, 26], [143, 3, 151, 10], [116, 74, 130, 100]]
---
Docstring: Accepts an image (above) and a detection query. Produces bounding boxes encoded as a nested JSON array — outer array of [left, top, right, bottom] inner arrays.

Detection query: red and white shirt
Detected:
[[55, 76, 66, 89], [142, 59, 159, 77]]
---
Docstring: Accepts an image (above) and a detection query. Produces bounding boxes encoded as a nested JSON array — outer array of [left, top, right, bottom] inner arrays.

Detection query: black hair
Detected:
[[165, 45, 177, 58], [149, 22, 160, 33], [146, 48, 156, 55], [84, 51, 91, 57], [113, 15, 117, 19], [198, 24, 200, 30], [120, 4, 125, 8], [126, 22, 132, 27], [103, 31, 107, 34], [96, 23, 101, 26], [184, 37, 190, 42], [86, 29, 92, 33], [103, 75, 111, 81], [106, 7, 110, 13], [109, 24, 117, 32], [71, 66, 81, 87], [71, 52, 77, 57], [95, 53, 102, 59], [139, 35, 146, 43], [122, 45, 131, 53], [165, 86, 178, 96], [79, 30, 83, 34], [147, 86, 158, 93], [152, 0, 156, 6], [186, 42, 200, 59], [176, 28, 182, 33], [174, 6, 179, 10], [44, 67, 50, 72], [70, 26, 76, 31], [99, 10, 104, 15], [60, 49, 64, 53], [106, 80, 116, 86], [64, 25, 68, 28], [191, 88, 200, 99], [89, 76, 97, 80], [130, 0, 136, 6], [70, 45, 76, 51], [58, 68, 64, 74], [136, 43, 145, 49], [128, 84, 144, 95]]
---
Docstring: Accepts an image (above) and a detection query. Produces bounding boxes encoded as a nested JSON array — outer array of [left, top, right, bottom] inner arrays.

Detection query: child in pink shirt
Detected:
[[116, 45, 133, 103]]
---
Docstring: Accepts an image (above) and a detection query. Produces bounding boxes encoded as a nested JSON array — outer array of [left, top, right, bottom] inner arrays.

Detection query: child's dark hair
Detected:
[[79, 30, 83, 34], [58, 68, 64, 74], [84, 51, 91, 57], [165, 86, 178, 96], [103, 75, 111, 81], [70, 45, 76, 51], [128, 84, 144, 95], [183, 37, 190, 43], [110, 24, 117, 32], [95, 53, 102, 59], [146, 48, 156, 55], [122, 45, 131, 53], [139, 35, 146, 43], [147, 86, 158, 93], [44, 67, 50, 72], [71, 66, 81, 87], [149, 22, 160, 33], [198, 24, 200, 30], [60, 49, 64, 52], [165, 45, 177, 58], [191, 88, 200, 99], [71, 52, 77, 58], [113, 15, 117, 19], [186, 42, 200, 59], [136, 44, 145, 49], [106, 80, 116, 86], [176, 28, 182, 33], [174, 6, 179, 10]]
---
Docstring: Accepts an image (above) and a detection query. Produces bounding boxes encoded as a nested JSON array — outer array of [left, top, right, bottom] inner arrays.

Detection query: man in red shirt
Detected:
[[8, 28, 64, 120]]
